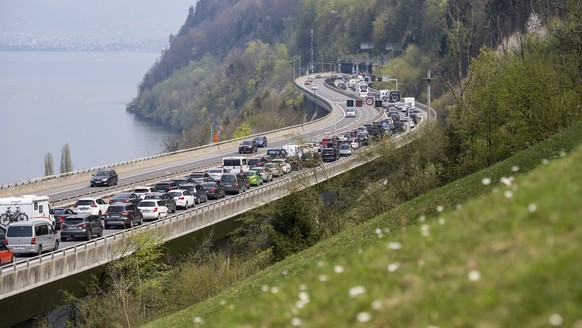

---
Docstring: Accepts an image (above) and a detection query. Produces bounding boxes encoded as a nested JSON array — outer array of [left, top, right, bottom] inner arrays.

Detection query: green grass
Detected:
[[144, 122, 582, 327]]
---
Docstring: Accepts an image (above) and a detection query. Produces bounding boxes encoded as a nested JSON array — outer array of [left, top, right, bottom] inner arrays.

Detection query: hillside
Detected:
[[144, 121, 582, 327]]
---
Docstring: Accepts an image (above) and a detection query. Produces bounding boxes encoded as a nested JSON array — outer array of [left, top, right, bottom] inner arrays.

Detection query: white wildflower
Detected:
[[481, 177, 492, 185], [387, 242, 402, 250], [468, 270, 481, 282], [528, 203, 537, 213], [387, 262, 400, 272], [357, 312, 372, 323], [334, 265, 344, 273], [549, 313, 563, 326], [349, 286, 366, 298]]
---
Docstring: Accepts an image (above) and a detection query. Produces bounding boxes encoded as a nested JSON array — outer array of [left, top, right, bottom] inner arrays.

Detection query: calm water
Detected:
[[0, 51, 181, 185]]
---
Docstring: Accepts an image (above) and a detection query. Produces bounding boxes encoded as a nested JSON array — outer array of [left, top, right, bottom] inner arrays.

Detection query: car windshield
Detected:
[[134, 188, 150, 193], [76, 200, 94, 206], [107, 206, 126, 213], [221, 175, 235, 182], [208, 169, 222, 174], [95, 171, 108, 176], [190, 173, 204, 178], [242, 141, 252, 145], [253, 168, 264, 173], [53, 209, 66, 214], [167, 191, 182, 197], [243, 172, 255, 177], [201, 183, 216, 188], [267, 150, 280, 155], [139, 201, 156, 207], [7, 226, 32, 237], [113, 194, 130, 199]]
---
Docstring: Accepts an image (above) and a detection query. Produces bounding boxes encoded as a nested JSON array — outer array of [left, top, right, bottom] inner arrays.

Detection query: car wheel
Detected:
[[90, 183, 94, 187], [157, 213, 161, 220], [98, 211, 102, 219], [139, 217, 143, 225], [61, 236, 68, 242], [108, 179, 112, 187], [97, 227, 103, 237], [9, 255, 14, 264], [128, 220, 134, 229], [36, 245, 42, 256], [53, 240, 59, 251], [105, 224, 110, 229]]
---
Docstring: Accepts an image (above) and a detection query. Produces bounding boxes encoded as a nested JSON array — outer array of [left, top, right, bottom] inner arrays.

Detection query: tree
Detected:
[[60, 143, 73, 174], [44, 152, 54, 176]]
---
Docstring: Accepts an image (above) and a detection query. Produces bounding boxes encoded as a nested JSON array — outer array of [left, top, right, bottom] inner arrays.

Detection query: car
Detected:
[[5, 219, 59, 255], [104, 203, 143, 229], [350, 138, 360, 150], [207, 167, 230, 181], [0, 243, 14, 264], [200, 182, 226, 199], [74, 197, 108, 217], [339, 144, 353, 156], [90, 169, 118, 187], [144, 192, 177, 213], [238, 140, 258, 154], [252, 166, 273, 182], [133, 186, 156, 199], [266, 148, 288, 159], [167, 189, 196, 209], [172, 177, 196, 187], [188, 171, 214, 184], [51, 207, 76, 230], [154, 180, 180, 192], [254, 135, 268, 147], [220, 173, 247, 194], [321, 147, 339, 162], [264, 162, 283, 177], [60, 214, 103, 241], [345, 108, 356, 118], [137, 199, 169, 221], [179, 183, 208, 204], [248, 156, 269, 168], [271, 159, 291, 174], [243, 170, 263, 186], [109, 192, 141, 206]]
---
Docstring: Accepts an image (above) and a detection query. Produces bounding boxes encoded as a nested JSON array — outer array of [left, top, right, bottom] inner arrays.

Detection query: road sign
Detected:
[[346, 99, 354, 107], [365, 97, 374, 106], [213, 134, 219, 143], [355, 100, 363, 107]]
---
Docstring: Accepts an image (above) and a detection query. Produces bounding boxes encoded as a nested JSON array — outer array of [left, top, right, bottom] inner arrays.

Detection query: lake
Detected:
[[0, 51, 181, 185]]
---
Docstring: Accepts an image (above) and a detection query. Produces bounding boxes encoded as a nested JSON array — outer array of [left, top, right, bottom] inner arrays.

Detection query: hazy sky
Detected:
[[0, 0, 196, 43]]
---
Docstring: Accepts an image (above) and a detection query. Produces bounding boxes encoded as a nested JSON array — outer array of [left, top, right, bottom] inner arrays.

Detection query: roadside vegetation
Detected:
[[47, 1, 582, 326]]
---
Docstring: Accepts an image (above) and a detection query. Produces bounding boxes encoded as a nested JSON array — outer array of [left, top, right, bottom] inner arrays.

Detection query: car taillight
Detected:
[[79, 223, 87, 229], [58, 217, 65, 222], [178, 196, 185, 200], [31, 237, 36, 245], [153, 207, 158, 212], [122, 211, 129, 215], [61, 223, 67, 229], [105, 212, 110, 215], [109, 200, 114, 203], [210, 189, 216, 192], [123, 200, 130, 203]]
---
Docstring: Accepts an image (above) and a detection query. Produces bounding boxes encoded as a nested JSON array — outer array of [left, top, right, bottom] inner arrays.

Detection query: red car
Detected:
[[0, 243, 15, 264]]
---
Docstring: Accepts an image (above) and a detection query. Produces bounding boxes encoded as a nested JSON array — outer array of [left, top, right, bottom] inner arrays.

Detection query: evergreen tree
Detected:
[[60, 143, 73, 174], [44, 152, 54, 176]]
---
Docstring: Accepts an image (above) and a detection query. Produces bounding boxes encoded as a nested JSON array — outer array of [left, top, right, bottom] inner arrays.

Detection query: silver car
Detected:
[[252, 166, 273, 182]]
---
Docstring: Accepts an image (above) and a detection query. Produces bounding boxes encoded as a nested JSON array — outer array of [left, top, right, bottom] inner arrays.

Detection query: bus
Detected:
[[222, 156, 250, 174]]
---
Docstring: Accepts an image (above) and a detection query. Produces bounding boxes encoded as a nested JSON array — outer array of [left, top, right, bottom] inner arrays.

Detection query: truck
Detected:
[[0, 195, 54, 227], [403, 97, 415, 109]]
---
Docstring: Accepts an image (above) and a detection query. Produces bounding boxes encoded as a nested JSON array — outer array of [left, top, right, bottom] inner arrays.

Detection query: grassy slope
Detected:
[[145, 121, 582, 327]]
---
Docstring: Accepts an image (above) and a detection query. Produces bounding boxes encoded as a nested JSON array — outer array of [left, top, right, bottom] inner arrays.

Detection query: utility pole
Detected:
[[424, 70, 435, 122]]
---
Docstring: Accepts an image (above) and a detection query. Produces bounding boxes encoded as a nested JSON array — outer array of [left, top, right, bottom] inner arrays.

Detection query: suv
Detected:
[[74, 197, 109, 217], [179, 184, 208, 204], [60, 214, 103, 241], [266, 148, 288, 159], [253, 135, 268, 147], [104, 203, 143, 229], [5, 219, 59, 255], [238, 140, 258, 154], [90, 169, 118, 187], [321, 147, 339, 162], [220, 173, 247, 194]]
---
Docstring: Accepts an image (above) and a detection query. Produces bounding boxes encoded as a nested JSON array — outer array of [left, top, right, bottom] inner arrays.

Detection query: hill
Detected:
[[144, 121, 582, 327]]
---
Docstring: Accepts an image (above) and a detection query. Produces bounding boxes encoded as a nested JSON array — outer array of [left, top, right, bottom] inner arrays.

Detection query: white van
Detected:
[[5, 219, 59, 255], [282, 144, 303, 158], [0, 195, 53, 226], [222, 156, 250, 174]]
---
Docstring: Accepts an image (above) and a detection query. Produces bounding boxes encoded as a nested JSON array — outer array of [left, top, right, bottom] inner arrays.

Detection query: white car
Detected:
[[339, 144, 353, 156], [346, 108, 356, 118], [167, 189, 196, 209], [208, 167, 230, 181], [74, 197, 109, 217], [350, 139, 360, 150], [137, 199, 169, 221], [133, 186, 156, 199], [271, 159, 291, 174]]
